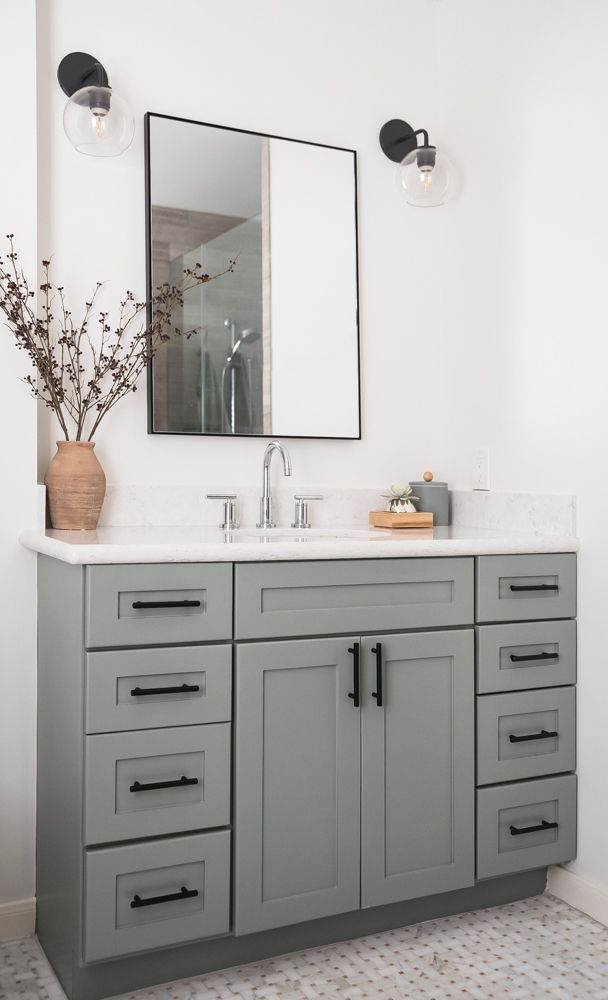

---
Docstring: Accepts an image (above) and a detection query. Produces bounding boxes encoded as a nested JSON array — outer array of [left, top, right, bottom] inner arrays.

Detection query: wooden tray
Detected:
[[369, 510, 434, 530]]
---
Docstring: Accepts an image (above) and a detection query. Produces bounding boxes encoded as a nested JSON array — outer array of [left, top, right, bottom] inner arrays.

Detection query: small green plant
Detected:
[[382, 485, 419, 513]]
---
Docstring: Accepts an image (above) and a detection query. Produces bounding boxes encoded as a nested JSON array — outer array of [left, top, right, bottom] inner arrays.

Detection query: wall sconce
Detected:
[[379, 119, 451, 207], [57, 52, 134, 157]]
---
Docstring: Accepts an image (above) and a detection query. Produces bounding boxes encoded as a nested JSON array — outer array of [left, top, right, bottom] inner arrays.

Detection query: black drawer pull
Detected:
[[130, 885, 198, 909], [510, 651, 558, 663], [348, 643, 360, 708], [130, 683, 200, 697], [130, 775, 199, 793], [509, 584, 559, 593], [132, 599, 201, 609], [510, 819, 559, 837], [371, 643, 383, 707], [509, 729, 558, 744]]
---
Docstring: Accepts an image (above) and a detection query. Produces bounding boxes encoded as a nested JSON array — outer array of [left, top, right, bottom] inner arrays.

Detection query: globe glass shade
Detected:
[[398, 146, 451, 207], [63, 85, 134, 157]]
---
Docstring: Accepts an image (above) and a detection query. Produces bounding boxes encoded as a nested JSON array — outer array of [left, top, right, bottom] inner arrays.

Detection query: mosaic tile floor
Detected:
[[1, 894, 607, 999]]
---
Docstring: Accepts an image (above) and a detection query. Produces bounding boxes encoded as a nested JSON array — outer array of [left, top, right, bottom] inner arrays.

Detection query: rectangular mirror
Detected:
[[145, 113, 360, 439]]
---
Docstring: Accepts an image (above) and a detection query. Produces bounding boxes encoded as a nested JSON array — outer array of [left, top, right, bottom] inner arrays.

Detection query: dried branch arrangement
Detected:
[[0, 236, 234, 440]]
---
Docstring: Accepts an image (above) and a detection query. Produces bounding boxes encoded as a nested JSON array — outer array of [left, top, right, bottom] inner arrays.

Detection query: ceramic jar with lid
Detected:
[[409, 471, 449, 526]]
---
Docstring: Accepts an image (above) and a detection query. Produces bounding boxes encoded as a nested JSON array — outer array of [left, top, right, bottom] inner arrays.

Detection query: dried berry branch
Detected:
[[0, 236, 234, 440]]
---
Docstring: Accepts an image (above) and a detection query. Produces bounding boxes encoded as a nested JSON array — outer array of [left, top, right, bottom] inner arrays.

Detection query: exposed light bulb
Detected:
[[420, 168, 433, 193], [92, 113, 106, 137]]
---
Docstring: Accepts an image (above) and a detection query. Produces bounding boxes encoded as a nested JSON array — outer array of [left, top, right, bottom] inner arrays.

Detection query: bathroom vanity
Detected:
[[23, 528, 577, 1000]]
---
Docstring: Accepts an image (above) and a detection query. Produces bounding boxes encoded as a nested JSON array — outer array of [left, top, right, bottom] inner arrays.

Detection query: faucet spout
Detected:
[[257, 441, 292, 529]]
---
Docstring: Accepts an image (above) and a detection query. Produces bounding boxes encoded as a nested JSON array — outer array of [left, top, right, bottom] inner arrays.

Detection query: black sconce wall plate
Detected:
[[57, 52, 109, 97], [379, 119, 421, 163]]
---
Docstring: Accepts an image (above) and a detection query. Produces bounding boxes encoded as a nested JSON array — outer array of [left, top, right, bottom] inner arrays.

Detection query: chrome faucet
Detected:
[[257, 441, 292, 529]]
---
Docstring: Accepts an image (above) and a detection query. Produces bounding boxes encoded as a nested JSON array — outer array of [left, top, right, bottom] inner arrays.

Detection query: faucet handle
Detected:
[[292, 495, 324, 530], [206, 494, 238, 531]]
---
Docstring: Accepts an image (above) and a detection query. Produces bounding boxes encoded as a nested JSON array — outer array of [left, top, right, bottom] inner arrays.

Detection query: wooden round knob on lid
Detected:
[[423, 471, 434, 482]]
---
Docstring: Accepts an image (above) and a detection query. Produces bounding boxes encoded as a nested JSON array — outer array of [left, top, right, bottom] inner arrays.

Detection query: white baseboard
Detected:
[[0, 897, 36, 942], [547, 865, 608, 927]]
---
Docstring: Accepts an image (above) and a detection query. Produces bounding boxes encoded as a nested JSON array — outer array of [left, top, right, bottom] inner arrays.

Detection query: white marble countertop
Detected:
[[19, 524, 579, 565]]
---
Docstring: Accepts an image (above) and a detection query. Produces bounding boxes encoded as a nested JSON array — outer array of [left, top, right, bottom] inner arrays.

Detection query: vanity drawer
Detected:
[[476, 620, 576, 693], [85, 645, 232, 734], [477, 687, 575, 785], [84, 724, 230, 845], [476, 554, 576, 624], [85, 563, 232, 649], [477, 774, 576, 879], [234, 558, 473, 639], [83, 829, 230, 962]]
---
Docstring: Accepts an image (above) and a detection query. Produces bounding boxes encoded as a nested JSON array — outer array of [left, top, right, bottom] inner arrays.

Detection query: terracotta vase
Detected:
[[44, 441, 106, 530]]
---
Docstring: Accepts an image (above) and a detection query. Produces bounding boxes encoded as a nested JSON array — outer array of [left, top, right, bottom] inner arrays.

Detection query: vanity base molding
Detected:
[[42, 869, 547, 1000]]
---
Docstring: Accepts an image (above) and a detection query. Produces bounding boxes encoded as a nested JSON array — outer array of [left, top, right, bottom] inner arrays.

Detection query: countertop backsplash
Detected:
[[34, 484, 576, 537]]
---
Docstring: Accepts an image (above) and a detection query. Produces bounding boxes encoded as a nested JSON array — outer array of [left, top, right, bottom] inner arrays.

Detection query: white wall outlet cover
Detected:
[[472, 448, 491, 491]]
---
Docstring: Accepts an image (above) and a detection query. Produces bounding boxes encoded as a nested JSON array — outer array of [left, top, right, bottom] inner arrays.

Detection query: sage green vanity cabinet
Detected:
[[235, 557, 474, 639], [234, 628, 475, 934], [84, 830, 231, 962], [35, 550, 578, 1000], [234, 638, 361, 935], [477, 774, 577, 879], [476, 553, 576, 623], [86, 563, 232, 647], [361, 630, 475, 908]]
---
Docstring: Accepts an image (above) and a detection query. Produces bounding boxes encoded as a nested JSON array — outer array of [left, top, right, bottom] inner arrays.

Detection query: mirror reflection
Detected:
[[146, 114, 360, 438]]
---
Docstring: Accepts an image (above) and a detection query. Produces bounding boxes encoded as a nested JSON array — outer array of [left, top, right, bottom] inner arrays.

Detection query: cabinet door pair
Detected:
[[234, 630, 474, 936]]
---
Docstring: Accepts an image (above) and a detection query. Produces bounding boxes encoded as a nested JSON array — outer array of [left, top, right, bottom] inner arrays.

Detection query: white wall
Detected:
[[433, 0, 608, 899], [0, 0, 38, 937], [37, 0, 443, 485], [30, 0, 608, 918]]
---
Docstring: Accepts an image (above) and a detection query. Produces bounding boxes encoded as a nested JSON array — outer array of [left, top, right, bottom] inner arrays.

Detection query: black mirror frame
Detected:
[[144, 111, 362, 441]]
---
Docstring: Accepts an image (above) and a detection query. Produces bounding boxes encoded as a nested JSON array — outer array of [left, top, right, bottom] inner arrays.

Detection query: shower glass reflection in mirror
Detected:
[[145, 114, 360, 438]]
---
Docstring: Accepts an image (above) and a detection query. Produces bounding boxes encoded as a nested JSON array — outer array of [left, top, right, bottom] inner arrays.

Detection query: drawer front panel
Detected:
[[85, 645, 232, 734], [84, 724, 230, 845], [477, 620, 576, 693], [477, 774, 576, 879], [86, 564, 232, 648], [84, 830, 230, 962], [476, 554, 576, 623], [477, 687, 575, 785], [235, 558, 474, 639]]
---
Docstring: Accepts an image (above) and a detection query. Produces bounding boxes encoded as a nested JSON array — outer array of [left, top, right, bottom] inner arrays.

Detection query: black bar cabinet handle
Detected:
[[510, 651, 558, 663], [130, 683, 200, 697], [130, 775, 199, 793], [509, 584, 559, 593], [509, 729, 558, 744], [348, 643, 360, 707], [371, 643, 383, 707], [130, 886, 198, 909], [132, 599, 201, 609], [510, 819, 559, 837]]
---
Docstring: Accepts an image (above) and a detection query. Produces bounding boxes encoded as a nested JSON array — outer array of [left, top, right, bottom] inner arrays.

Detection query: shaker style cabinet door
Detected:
[[361, 630, 475, 907], [234, 637, 360, 935]]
